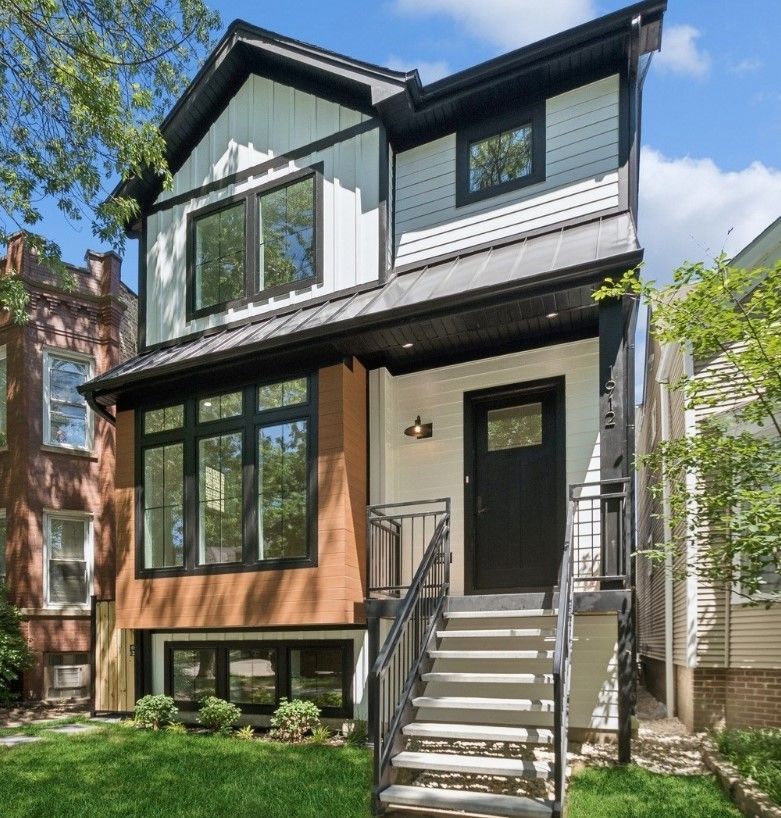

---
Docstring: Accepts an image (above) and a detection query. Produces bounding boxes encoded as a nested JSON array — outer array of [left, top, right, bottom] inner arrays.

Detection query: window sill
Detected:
[[21, 606, 91, 617], [136, 556, 317, 579], [40, 444, 96, 459]]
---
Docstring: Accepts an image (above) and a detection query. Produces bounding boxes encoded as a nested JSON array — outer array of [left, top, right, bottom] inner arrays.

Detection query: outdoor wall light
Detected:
[[404, 415, 433, 439]]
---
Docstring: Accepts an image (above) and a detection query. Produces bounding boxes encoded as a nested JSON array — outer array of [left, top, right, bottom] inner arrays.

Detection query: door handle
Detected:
[[477, 497, 489, 515]]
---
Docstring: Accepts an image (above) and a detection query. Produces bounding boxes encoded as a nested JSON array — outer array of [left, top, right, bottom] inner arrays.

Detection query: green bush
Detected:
[[0, 584, 33, 703], [165, 721, 187, 735], [345, 720, 368, 746], [717, 728, 781, 804], [270, 698, 321, 742], [133, 695, 178, 730], [197, 696, 241, 734], [234, 725, 255, 741], [308, 725, 332, 745]]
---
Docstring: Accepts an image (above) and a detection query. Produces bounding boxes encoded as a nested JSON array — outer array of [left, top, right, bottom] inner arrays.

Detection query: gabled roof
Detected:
[[82, 212, 641, 408], [117, 0, 666, 216]]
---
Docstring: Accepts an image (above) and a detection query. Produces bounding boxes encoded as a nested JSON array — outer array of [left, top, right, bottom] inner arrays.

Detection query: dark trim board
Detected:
[[463, 376, 566, 595]]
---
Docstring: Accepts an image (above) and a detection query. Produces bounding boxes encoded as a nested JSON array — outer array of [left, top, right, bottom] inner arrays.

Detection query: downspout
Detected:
[[659, 379, 676, 717]]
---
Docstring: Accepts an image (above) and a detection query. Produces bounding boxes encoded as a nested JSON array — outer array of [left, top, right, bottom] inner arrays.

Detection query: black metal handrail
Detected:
[[367, 499, 450, 597], [369, 508, 450, 806], [552, 495, 576, 818]]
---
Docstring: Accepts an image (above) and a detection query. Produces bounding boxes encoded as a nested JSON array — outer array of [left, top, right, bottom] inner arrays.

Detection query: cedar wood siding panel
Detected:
[[146, 75, 381, 346], [114, 361, 367, 630], [393, 75, 621, 267]]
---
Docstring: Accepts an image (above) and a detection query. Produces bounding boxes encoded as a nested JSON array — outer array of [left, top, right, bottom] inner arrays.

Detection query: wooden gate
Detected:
[[93, 599, 135, 713]]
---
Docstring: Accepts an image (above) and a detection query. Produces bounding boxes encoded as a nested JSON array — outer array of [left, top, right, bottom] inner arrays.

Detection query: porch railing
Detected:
[[367, 499, 450, 597], [369, 504, 450, 806]]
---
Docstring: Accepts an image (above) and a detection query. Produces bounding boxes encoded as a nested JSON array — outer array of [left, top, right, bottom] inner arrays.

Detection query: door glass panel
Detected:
[[487, 402, 542, 451]]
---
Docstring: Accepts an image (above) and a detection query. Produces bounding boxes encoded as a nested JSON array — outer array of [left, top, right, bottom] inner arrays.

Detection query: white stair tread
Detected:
[[403, 721, 554, 744], [422, 672, 554, 685], [429, 649, 554, 660], [379, 784, 554, 817], [445, 609, 556, 619], [438, 628, 556, 638], [392, 750, 554, 779], [413, 696, 555, 712]]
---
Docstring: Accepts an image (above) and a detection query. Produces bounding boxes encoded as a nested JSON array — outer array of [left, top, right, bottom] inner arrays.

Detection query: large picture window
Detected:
[[44, 512, 92, 607], [166, 639, 351, 716], [138, 375, 316, 576], [456, 105, 545, 207], [43, 350, 93, 450], [187, 167, 322, 321]]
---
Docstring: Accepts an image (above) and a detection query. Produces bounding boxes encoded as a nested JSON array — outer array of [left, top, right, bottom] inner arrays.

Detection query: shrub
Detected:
[[345, 720, 368, 746], [235, 725, 255, 741], [308, 725, 332, 745], [165, 721, 187, 735], [133, 695, 178, 730], [198, 696, 241, 734], [0, 585, 33, 703], [717, 728, 781, 804], [270, 698, 321, 742]]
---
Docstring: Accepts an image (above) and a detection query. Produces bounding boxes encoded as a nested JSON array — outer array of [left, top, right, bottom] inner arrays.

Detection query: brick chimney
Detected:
[[85, 249, 123, 298], [3, 232, 27, 277]]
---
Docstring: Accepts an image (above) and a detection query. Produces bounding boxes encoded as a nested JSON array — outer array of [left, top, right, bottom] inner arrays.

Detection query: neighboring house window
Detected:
[[0, 345, 6, 447], [139, 375, 316, 575], [0, 510, 6, 583], [165, 639, 352, 716], [456, 105, 545, 206], [44, 511, 92, 607], [43, 350, 93, 450], [187, 167, 322, 321]]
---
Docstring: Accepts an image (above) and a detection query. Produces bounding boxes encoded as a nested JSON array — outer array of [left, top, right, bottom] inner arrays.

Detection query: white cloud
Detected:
[[392, 0, 595, 50], [654, 24, 711, 78], [728, 57, 762, 76], [386, 56, 450, 84], [638, 147, 781, 283]]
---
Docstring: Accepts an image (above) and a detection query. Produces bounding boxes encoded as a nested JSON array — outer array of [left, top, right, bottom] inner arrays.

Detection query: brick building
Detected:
[[0, 233, 136, 700]]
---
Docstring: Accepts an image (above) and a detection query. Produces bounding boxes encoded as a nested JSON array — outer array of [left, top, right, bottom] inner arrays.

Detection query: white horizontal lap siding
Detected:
[[393, 75, 621, 267], [150, 629, 370, 719], [571, 614, 619, 730], [371, 338, 600, 597], [729, 606, 781, 668], [146, 76, 380, 346]]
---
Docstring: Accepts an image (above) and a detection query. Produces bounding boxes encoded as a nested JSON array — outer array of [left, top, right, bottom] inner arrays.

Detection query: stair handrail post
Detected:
[[552, 492, 577, 818]]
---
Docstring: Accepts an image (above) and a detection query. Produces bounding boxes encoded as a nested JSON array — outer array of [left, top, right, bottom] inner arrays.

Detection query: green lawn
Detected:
[[568, 765, 741, 818], [0, 725, 371, 818], [717, 727, 781, 805]]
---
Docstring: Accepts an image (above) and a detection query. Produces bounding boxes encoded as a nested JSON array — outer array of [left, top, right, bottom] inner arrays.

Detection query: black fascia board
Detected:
[[81, 247, 643, 407]]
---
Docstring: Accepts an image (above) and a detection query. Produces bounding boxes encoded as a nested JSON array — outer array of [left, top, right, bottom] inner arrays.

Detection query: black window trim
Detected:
[[135, 372, 318, 579], [164, 638, 354, 718], [455, 102, 546, 208], [186, 164, 324, 323]]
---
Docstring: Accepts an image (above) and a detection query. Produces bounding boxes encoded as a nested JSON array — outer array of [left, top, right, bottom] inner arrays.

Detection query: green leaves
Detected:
[[597, 258, 781, 599], [0, 0, 220, 316]]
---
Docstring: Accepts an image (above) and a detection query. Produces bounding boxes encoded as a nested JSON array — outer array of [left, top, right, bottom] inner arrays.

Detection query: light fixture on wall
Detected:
[[404, 414, 432, 439]]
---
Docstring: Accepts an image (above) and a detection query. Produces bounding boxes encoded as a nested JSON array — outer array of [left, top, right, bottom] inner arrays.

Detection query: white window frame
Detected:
[[42, 348, 94, 452], [43, 509, 93, 610], [0, 344, 7, 448]]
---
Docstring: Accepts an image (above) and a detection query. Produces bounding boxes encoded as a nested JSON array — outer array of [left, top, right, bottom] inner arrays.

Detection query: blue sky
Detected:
[[29, 0, 781, 295]]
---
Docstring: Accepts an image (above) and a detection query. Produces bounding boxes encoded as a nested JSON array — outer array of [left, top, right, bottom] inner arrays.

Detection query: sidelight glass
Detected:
[[487, 402, 543, 451], [198, 432, 243, 564], [143, 443, 184, 568]]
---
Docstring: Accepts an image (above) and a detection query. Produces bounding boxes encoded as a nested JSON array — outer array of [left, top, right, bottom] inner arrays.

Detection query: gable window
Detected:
[[187, 167, 322, 321], [43, 350, 93, 450], [138, 375, 317, 576], [0, 345, 6, 447], [44, 511, 92, 608], [456, 105, 545, 206]]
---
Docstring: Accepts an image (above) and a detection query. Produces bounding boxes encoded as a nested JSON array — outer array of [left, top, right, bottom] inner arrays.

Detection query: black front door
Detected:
[[465, 379, 565, 593]]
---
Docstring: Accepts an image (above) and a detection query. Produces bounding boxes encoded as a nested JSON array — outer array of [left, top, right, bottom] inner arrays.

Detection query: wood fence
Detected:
[[93, 599, 135, 713]]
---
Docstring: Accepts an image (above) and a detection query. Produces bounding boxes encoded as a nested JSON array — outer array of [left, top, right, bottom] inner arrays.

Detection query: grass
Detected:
[[567, 765, 741, 818], [0, 724, 371, 818], [717, 727, 781, 805]]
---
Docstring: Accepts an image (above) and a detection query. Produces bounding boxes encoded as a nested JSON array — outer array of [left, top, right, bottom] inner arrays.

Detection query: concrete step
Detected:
[[392, 750, 555, 779], [428, 649, 554, 660], [437, 628, 556, 639], [379, 785, 554, 817], [445, 609, 556, 620], [402, 722, 554, 744], [413, 696, 555, 713], [421, 671, 554, 685]]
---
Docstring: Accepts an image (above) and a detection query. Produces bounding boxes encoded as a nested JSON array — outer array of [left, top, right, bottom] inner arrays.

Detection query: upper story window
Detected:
[[187, 167, 322, 321], [43, 350, 93, 451], [0, 345, 6, 448], [138, 374, 317, 576], [456, 104, 545, 207], [44, 511, 92, 608]]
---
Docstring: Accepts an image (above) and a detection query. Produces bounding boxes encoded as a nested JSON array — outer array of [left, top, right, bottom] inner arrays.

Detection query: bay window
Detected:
[[138, 374, 316, 575]]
